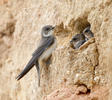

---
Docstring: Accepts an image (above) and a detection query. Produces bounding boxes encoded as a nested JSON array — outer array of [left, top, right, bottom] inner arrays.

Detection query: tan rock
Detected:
[[43, 86, 109, 100], [0, 0, 112, 100]]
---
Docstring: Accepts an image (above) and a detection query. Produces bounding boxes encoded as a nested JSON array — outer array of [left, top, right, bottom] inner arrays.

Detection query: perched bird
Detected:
[[16, 25, 57, 86], [70, 33, 86, 49], [82, 26, 94, 41]]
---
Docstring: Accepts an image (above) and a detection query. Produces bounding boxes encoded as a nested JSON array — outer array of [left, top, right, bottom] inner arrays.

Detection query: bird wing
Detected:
[[32, 36, 55, 57], [16, 56, 35, 80], [16, 36, 55, 80]]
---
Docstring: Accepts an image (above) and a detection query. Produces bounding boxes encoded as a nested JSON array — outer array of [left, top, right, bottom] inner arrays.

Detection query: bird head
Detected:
[[83, 26, 94, 39], [41, 25, 55, 37], [70, 33, 85, 43], [70, 33, 85, 49]]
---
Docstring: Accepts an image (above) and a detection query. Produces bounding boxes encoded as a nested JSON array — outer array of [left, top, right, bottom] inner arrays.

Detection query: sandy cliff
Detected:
[[0, 0, 112, 100]]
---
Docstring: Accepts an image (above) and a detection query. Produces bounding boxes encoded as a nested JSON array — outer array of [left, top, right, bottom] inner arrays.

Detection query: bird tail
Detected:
[[16, 57, 35, 80]]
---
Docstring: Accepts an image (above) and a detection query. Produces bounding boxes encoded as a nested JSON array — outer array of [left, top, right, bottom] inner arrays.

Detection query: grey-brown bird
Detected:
[[70, 33, 86, 49], [82, 26, 94, 41], [16, 25, 57, 86]]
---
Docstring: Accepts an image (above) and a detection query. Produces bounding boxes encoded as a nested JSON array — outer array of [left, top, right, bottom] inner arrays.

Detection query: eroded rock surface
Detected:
[[43, 86, 109, 100], [0, 0, 112, 100]]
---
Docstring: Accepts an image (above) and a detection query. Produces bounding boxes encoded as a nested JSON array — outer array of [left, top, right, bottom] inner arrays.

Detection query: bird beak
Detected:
[[52, 26, 55, 30], [70, 40, 73, 43]]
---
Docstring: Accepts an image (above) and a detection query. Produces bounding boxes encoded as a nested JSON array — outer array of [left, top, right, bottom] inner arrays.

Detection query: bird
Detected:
[[82, 26, 94, 41], [70, 33, 86, 49], [16, 25, 57, 87]]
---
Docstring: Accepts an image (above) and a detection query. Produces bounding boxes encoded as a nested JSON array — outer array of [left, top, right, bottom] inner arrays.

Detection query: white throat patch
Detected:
[[43, 30, 53, 37]]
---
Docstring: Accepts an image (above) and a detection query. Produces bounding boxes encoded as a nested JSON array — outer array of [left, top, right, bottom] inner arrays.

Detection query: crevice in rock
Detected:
[[93, 45, 100, 85]]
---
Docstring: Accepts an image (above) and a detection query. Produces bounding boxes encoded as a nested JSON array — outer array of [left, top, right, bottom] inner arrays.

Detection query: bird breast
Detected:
[[39, 39, 57, 61]]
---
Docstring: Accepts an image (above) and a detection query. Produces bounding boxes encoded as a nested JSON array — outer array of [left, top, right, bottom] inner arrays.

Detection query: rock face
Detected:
[[43, 86, 109, 100], [0, 0, 112, 100]]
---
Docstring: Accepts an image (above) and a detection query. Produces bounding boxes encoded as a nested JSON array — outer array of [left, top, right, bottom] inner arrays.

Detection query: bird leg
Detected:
[[35, 61, 40, 87]]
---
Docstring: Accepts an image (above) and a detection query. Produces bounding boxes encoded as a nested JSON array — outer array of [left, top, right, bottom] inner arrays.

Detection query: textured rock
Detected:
[[0, 0, 112, 100], [43, 86, 109, 100]]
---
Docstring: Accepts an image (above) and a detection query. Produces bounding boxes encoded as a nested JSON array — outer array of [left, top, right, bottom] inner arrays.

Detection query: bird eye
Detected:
[[46, 28, 50, 31], [73, 38, 77, 41], [85, 29, 89, 33], [73, 38, 76, 40]]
